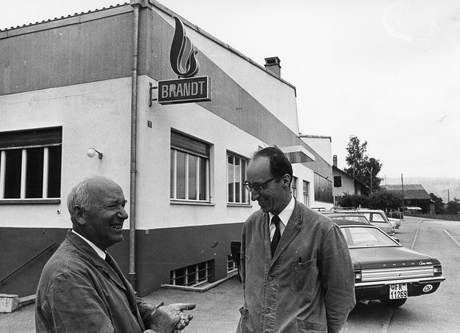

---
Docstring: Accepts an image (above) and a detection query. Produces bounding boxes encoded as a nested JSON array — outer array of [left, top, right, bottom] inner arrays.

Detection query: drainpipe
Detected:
[[128, 0, 144, 290]]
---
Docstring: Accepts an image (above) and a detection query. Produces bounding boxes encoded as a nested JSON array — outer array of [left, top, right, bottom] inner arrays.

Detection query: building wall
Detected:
[[0, 78, 132, 228], [300, 136, 332, 166], [149, 7, 299, 135], [333, 169, 356, 204]]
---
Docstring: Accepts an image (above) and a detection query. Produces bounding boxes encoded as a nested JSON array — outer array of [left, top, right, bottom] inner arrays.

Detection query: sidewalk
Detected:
[[0, 277, 243, 333]]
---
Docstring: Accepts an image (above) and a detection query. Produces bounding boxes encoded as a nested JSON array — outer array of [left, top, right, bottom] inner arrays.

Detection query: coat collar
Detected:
[[66, 231, 128, 292], [65, 231, 145, 330]]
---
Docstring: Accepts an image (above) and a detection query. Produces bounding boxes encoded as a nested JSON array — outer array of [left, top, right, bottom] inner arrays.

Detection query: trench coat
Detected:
[[237, 201, 356, 333], [35, 231, 155, 333]]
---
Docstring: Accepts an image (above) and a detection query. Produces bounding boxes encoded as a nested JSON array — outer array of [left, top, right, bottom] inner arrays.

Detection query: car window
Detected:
[[370, 213, 386, 223], [341, 226, 398, 248], [331, 215, 369, 224]]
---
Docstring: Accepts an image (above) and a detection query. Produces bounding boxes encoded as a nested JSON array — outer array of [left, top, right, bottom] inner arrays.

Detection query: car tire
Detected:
[[381, 298, 407, 307]]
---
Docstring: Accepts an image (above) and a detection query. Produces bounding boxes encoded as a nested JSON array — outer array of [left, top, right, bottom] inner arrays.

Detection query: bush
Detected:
[[336, 190, 402, 212]]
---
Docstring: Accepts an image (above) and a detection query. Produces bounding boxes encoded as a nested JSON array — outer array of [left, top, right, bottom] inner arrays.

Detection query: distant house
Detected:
[[382, 184, 434, 214], [332, 155, 367, 205]]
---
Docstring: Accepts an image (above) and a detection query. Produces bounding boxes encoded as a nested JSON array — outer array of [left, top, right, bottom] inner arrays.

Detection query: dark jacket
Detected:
[[237, 201, 356, 333], [35, 231, 154, 333]]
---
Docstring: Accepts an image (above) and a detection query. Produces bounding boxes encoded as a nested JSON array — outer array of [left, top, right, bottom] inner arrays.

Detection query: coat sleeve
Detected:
[[136, 297, 157, 327], [43, 272, 114, 333], [319, 224, 356, 333]]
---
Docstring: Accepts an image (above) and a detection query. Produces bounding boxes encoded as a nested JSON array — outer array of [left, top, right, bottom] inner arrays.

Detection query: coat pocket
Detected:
[[289, 258, 316, 293], [296, 318, 327, 332]]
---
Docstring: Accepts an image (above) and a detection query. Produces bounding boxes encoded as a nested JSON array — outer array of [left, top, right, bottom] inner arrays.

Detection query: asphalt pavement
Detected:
[[0, 276, 243, 333]]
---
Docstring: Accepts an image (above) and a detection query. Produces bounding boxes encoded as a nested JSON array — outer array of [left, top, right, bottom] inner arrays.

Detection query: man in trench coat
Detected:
[[36, 176, 195, 333], [237, 147, 355, 333]]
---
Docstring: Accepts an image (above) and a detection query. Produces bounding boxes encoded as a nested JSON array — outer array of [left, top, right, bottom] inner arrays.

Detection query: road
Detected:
[[342, 216, 460, 333]]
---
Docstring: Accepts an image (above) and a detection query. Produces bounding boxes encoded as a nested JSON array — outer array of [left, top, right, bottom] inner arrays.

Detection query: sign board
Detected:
[[157, 76, 210, 105]]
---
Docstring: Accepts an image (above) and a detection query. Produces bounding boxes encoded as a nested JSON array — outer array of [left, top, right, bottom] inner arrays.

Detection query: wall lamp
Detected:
[[87, 148, 103, 159]]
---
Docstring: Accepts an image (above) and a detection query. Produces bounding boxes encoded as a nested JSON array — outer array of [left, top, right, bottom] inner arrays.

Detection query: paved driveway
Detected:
[[0, 277, 243, 333]]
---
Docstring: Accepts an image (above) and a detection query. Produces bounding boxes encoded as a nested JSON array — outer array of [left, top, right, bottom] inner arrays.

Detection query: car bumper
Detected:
[[355, 276, 445, 301]]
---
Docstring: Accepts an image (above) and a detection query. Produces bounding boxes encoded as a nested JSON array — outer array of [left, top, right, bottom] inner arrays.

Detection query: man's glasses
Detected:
[[243, 177, 275, 192]]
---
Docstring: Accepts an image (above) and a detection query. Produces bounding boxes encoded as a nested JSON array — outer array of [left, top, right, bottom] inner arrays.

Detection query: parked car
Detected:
[[336, 219, 445, 307], [388, 217, 402, 229], [322, 212, 371, 225], [335, 209, 396, 236]]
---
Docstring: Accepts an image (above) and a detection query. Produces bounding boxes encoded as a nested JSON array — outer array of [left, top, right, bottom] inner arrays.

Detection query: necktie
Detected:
[[271, 215, 281, 256]]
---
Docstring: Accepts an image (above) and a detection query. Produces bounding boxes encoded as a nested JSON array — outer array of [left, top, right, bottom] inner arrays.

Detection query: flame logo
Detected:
[[170, 17, 199, 78]]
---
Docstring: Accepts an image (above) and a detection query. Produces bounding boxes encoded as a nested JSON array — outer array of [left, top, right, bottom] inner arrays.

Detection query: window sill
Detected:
[[227, 203, 252, 208], [170, 200, 215, 206], [0, 198, 61, 205]]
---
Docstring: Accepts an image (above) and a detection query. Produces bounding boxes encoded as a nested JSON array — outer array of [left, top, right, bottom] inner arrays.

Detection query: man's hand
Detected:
[[149, 303, 196, 333]]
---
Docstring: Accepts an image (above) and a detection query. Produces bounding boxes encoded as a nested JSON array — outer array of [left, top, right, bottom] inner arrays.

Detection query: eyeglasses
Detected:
[[243, 177, 275, 192]]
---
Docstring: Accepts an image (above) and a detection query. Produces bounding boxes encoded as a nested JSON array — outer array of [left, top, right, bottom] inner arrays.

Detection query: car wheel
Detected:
[[381, 298, 407, 307]]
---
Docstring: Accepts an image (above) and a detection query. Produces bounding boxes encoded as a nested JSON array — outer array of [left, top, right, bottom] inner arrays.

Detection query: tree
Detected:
[[429, 193, 444, 214], [337, 194, 368, 208], [367, 190, 402, 211], [344, 136, 382, 194], [446, 198, 460, 215]]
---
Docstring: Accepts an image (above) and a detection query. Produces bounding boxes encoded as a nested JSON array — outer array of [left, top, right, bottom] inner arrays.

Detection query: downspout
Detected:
[[128, 0, 142, 289]]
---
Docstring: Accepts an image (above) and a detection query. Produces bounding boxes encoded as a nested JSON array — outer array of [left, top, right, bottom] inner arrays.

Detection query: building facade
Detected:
[[0, 0, 332, 296]]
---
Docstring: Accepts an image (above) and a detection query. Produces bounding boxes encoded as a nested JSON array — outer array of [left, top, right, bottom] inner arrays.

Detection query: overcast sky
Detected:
[[2, 0, 459, 180]]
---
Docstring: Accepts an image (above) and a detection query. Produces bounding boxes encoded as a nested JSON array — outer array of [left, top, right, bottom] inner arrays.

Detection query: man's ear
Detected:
[[281, 174, 292, 188], [74, 206, 87, 227]]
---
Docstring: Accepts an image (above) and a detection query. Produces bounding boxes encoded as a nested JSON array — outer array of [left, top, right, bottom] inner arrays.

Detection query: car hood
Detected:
[[350, 246, 440, 270]]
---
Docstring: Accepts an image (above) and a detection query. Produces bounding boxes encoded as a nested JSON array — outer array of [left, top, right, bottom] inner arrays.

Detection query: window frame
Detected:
[[226, 151, 250, 206], [170, 130, 211, 204], [303, 180, 310, 207], [0, 127, 62, 205]]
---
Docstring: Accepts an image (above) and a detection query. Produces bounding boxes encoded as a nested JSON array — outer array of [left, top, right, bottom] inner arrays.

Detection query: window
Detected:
[[170, 131, 210, 202], [227, 254, 237, 273], [334, 176, 342, 187], [227, 152, 249, 204], [169, 260, 214, 287], [0, 127, 62, 200], [303, 180, 310, 206], [314, 173, 333, 203], [292, 176, 298, 198]]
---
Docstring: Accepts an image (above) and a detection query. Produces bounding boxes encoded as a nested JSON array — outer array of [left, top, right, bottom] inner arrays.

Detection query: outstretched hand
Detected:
[[149, 303, 196, 333]]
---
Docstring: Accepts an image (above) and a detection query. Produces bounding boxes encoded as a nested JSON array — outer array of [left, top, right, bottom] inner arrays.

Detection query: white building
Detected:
[[0, 0, 333, 296]]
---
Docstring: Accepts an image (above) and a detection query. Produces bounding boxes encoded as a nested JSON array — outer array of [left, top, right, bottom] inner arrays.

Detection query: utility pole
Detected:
[[401, 173, 405, 211], [448, 189, 450, 203]]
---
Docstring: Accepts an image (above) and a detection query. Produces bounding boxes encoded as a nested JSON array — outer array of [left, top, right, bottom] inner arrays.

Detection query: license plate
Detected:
[[389, 283, 408, 299]]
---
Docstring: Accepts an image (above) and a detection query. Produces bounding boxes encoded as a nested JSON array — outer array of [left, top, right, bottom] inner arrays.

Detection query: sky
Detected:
[[2, 0, 460, 181]]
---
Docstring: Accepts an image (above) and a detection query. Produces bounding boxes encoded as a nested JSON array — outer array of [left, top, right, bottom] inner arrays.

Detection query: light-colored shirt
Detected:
[[269, 196, 295, 241], [72, 230, 106, 260]]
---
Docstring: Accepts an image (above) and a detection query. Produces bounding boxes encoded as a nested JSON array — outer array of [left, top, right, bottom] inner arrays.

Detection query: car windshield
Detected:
[[330, 215, 369, 224], [340, 226, 398, 248]]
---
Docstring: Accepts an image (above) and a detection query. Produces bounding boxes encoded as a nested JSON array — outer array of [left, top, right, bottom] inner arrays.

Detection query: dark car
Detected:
[[336, 220, 445, 307]]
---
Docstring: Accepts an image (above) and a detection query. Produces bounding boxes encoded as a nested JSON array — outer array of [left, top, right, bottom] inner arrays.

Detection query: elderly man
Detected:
[[35, 176, 195, 333], [237, 147, 355, 333]]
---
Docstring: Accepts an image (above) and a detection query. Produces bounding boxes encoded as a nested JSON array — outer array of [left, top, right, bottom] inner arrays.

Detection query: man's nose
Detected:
[[117, 207, 128, 220]]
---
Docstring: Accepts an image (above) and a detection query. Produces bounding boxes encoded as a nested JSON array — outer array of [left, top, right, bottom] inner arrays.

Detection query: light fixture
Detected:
[[87, 148, 103, 159]]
